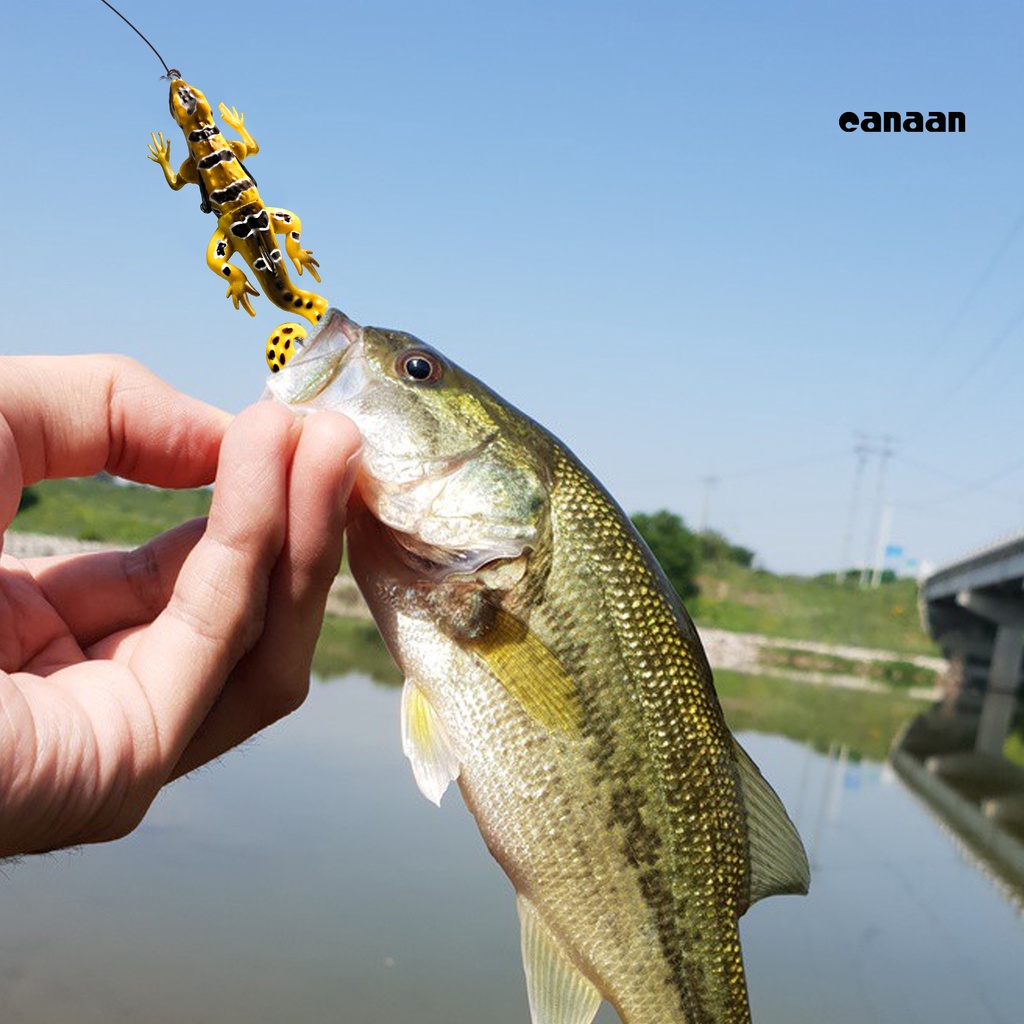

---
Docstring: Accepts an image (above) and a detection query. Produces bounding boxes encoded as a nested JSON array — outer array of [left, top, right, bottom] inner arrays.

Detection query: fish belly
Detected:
[[406, 621, 720, 1024]]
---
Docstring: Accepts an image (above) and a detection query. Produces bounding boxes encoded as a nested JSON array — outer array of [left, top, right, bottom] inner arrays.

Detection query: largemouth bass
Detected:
[[267, 310, 809, 1024]]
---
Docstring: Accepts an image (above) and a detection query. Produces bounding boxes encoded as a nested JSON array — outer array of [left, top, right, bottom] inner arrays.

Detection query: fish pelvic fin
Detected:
[[467, 607, 582, 737], [733, 738, 811, 908], [401, 679, 460, 806], [517, 894, 602, 1024]]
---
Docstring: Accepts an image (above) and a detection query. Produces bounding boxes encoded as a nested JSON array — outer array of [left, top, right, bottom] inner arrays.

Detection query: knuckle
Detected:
[[174, 569, 266, 658], [121, 542, 167, 618]]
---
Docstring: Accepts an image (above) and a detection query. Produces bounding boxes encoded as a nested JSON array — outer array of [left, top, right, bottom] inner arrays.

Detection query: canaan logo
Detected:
[[839, 111, 965, 133]]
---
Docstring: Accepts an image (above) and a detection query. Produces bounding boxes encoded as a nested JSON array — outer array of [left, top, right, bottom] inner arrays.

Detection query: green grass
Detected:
[[11, 476, 939, 667], [13, 476, 211, 545], [756, 646, 938, 690], [692, 559, 937, 657], [716, 670, 929, 761]]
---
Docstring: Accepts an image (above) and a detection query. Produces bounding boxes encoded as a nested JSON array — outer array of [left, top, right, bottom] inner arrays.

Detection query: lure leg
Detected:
[[218, 104, 260, 157], [270, 209, 322, 282], [206, 229, 260, 316], [266, 322, 307, 372], [147, 132, 198, 191]]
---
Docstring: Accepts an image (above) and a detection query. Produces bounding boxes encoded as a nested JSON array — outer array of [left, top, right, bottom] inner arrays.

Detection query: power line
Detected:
[[698, 475, 718, 534], [937, 296, 1024, 404], [890, 205, 1024, 443], [906, 204, 1024, 384], [894, 452, 1024, 510], [708, 448, 849, 484]]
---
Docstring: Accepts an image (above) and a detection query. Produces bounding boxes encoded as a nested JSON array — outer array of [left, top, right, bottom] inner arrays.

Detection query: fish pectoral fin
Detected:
[[733, 738, 811, 907], [401, 679, 460, 806], [467, 607, 581, 737], [516, 894, 602, 1024]]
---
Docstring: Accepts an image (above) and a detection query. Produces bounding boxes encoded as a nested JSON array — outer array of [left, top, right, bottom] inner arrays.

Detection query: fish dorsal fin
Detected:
[[401, 679, 460, 806], [732, 738, 810, 908], [467, 607, 581, 736], [516, 894, 602, 1024]]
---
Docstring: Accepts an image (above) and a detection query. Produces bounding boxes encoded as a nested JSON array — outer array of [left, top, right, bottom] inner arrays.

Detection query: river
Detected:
[[1, 674, 1021, 1023]]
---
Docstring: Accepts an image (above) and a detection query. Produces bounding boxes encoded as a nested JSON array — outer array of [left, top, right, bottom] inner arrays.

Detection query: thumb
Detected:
[[126, 402, 299, 771]]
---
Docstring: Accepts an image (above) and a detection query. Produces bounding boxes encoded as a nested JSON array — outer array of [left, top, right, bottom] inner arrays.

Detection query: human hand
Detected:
[[0, 355, 360, 856]]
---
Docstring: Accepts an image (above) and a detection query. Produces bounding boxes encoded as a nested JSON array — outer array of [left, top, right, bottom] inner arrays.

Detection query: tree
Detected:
[[698, 528, 754, 567], [631, 510, 701, 601]]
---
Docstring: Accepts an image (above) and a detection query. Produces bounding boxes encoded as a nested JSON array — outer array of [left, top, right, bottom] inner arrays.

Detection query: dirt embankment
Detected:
[[700, 627, 944, 698]]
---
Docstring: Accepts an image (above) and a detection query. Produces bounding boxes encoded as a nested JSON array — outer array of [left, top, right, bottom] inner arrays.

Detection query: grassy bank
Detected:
[[310, 618, 926, 760], [756, 646, 938, 690], [693, 559, 936, 657], [14, 477, 211, 545], [12, 475, 938, 665]]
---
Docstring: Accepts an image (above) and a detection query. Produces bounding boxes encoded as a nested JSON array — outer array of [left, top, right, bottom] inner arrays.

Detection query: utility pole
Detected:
[[836, 434, 870, 584], [699, 475, 719, 534], [860, 434, 895, 589], [870, 505, 894, 589]]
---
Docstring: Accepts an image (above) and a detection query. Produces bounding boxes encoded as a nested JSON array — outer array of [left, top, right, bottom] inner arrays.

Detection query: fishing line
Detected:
[[98, 0, 178, 78]]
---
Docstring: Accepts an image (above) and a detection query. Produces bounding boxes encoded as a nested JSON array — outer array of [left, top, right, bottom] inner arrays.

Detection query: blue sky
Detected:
[[3, 1, 1023, 575]]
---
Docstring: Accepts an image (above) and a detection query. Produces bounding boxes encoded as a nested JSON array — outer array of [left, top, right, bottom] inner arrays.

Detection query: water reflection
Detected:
[[2, 676, 1022, 1024]]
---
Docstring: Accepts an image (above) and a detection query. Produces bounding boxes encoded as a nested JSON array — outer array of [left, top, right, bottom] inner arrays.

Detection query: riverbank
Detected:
[[3, 530, 372, 622], [6, 529, 938, 762], [700, 627, 943, 700], [5, 530, 945, 700]]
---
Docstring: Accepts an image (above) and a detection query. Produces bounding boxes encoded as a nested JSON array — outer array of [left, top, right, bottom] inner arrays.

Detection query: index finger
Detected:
[[0, 354, 230, 490]]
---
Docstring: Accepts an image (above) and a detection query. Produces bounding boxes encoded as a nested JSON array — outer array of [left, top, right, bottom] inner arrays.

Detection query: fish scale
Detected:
[[544, 450, 751, 1023], [268, 309, 809, 1024]]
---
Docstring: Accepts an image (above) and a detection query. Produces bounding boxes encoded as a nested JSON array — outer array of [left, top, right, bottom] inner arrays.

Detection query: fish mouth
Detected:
[[295, 308, 362, 362], [264, 308, 362, 405]]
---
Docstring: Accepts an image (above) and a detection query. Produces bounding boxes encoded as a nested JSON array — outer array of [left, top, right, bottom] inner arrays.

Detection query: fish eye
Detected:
[[398, 350, 443, 385]]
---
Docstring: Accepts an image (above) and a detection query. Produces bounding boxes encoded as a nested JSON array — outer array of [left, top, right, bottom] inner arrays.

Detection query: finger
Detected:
[[0, 355, 229, 490], [127, 402, 298, 770], [0, 412, 23, 531], [25, 518, 207, 648], [172, 410, 361, 776], [0, 555, 86, 674]]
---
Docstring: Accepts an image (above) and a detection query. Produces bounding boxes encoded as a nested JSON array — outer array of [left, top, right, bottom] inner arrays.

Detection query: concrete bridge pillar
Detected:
[[956, 590, 1024, 757]]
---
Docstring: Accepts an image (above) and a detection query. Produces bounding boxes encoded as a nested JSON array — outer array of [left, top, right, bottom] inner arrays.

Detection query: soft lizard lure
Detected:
[[101, 0, 326, 371], [149, 76, 328, 372]]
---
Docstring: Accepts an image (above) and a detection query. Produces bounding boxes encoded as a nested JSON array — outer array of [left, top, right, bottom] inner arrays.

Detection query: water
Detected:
[[1, 675, 1022, 1023]]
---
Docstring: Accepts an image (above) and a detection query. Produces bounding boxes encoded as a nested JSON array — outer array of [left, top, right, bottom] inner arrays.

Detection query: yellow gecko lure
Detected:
[[102, 0, 327, 370]]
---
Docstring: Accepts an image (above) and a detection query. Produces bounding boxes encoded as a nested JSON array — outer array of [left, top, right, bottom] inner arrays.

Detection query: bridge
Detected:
[[920, 529, 1024, 755], [892, 531, 1024, 894]]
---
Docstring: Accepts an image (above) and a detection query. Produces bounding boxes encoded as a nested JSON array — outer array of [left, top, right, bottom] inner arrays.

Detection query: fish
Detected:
[[266, 309, 810, 1024]]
